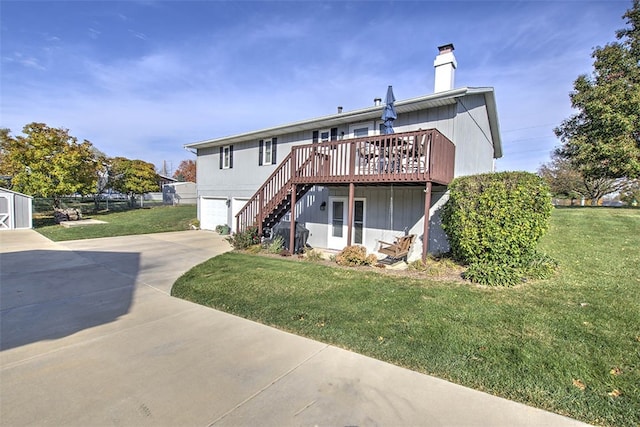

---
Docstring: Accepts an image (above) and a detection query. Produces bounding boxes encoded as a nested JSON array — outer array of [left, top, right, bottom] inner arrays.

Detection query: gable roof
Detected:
[[185, 86, 502, 158]]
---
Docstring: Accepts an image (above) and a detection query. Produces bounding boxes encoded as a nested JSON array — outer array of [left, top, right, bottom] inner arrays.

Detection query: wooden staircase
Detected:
[[235, 129, 456, 236], [235, 152, 314, 236]]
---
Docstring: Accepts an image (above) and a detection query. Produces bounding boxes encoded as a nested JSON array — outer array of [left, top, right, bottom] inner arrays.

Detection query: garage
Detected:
[[0, 188, 33, 230], [199, 196, 228, 231]]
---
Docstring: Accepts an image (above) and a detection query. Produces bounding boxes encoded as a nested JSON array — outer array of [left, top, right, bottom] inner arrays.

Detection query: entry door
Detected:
[[327, 197, 365, 249]]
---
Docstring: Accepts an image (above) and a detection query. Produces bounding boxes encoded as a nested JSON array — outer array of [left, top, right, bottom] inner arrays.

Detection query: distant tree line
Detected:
[[1, 122, 161, 209]]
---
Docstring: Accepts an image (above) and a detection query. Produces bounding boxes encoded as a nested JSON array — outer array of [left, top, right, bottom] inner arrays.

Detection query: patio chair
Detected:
[[378, 234, 415, 261]]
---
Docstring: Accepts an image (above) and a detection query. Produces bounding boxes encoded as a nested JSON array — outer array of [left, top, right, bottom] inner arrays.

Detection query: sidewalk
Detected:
[[1, 230, 589, 426]]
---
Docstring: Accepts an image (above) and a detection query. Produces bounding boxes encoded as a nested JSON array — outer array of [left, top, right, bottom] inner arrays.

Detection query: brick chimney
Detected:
[[434, 43, 457, 93]]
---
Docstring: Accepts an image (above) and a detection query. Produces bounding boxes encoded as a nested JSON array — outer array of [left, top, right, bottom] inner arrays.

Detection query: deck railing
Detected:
[[235, 129, 455, 233], [291, 129, 454, 185]]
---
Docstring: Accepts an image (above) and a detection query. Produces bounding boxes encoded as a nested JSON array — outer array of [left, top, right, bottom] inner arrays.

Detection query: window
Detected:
[[313, 128, 337, 143], [259, 138, 277, 166], [264, 140, 273, 164], [219, 145, 233, 169], [349, 122, 373, 138], [353, 127, 369, 138]]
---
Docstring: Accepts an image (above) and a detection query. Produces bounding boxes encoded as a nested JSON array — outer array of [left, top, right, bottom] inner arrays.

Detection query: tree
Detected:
[[538, 153, 632, 205], [554, 1, 640, 180], [173, 159, 196, 182], [110, 157, 159, 206], [0, 123, 98, 208]]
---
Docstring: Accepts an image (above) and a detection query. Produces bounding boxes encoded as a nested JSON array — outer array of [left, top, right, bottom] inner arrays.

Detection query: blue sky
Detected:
[[0, 0, 632, 175]]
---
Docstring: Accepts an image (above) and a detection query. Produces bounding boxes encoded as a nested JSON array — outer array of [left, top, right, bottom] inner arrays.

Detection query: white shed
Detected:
[[162, 182, 197, 205], [0, 188, 33, 230]]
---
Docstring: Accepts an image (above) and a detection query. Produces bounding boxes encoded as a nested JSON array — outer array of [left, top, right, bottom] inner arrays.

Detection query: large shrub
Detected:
[[441, 172, 553, 285]]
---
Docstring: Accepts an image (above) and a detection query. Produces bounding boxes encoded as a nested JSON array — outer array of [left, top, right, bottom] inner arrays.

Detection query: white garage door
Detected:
[[200, 197, 228, 231]]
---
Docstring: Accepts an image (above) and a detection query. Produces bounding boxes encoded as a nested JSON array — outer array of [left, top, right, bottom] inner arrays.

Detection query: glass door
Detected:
[[328, 197, 346, 249], [327, 197, 366, 249]]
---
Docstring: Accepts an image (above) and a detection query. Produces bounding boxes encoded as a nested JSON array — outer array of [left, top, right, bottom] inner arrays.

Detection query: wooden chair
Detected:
[[378, 234, 415, 260]]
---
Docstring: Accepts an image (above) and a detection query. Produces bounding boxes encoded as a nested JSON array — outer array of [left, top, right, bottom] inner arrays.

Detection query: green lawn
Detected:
[[172, 207, 640, 427], [35, 205, 197, 241]]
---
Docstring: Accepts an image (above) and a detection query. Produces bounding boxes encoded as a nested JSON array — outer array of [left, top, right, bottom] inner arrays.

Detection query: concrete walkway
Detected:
[[0, 230, 589, 426]]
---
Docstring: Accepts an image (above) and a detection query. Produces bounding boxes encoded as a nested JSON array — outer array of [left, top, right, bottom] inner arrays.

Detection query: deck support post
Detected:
[[347, 183, 355, 246], [289, 184, 297, 255], [422, 181, 432, 263], [258, 190, 264, 236]]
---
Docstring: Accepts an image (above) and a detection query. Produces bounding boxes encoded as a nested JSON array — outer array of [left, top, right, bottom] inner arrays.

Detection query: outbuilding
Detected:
[[0, 188, 33, 230], [163, 182, 197, 206]]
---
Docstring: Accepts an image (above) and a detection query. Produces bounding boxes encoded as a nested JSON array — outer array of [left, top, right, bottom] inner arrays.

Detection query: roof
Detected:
[[0, 187, 33, 198], [185, 87, 502, 158]]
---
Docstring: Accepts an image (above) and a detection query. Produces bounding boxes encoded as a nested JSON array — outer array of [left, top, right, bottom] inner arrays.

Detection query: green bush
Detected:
[[441, 172, 555, 286], [226, 226, 260, 250], [335, 245, 376, 267], [215, 224, 230, 235]]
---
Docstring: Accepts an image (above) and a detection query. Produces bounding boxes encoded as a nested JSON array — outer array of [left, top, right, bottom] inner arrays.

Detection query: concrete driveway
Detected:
[[0, 230, 588, 426]]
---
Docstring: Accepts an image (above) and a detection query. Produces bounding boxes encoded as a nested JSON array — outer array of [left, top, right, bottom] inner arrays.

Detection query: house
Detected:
[[185, 44, 502, 262]]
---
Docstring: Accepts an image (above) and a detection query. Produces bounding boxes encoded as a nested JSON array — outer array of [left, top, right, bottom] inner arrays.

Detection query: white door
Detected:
[[200, 197, 228, 231], [327, 197, 365, 249], [0, 194, 12, 230], [328, 197, 347, 249]]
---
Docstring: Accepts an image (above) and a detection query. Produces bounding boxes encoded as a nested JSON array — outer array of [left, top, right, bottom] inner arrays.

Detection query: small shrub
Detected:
[[463, 262, 523, 287], [267, 235, 285, 254], [365, 254, 378, 265], [215, 224, 230, 235], [225, 226, 260, 250], [335, 245, 375, 267], [189, 219, 200, 229]]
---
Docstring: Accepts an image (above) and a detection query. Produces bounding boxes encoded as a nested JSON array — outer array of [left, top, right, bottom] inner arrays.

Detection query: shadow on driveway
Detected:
[[0, 249, 139, 351]]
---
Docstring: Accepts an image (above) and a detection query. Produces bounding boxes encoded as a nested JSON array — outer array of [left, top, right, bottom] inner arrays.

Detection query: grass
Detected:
[[172, 207, 640, 426], [35, 205, 197, 241]]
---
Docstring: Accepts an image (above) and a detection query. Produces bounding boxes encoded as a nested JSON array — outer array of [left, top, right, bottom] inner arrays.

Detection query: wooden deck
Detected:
[[235, 129, 455, 260]]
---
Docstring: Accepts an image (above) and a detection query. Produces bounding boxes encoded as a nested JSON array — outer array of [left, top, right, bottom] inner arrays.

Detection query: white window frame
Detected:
[[222, 145, 231, 169], [348, 121, 374, 139], [262, 139, 273, 165], [319, 129, 331, 143]]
